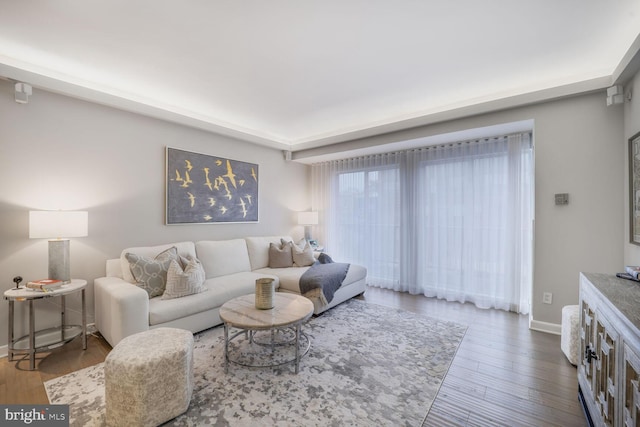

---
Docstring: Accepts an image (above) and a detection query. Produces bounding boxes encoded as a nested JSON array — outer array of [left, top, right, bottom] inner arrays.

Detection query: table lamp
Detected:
[[297, 211, 318, 242], [29, 210, 88, 283]]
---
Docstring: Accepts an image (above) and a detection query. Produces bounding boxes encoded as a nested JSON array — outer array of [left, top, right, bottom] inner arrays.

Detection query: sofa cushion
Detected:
[[195, 239, 252, 279], [125, 247, 178, 298], [254, 263, 367, 294], [254, 266, 310, 293], [148, 272, 279, 325], [120, 242, 196, 284], [245, 236, 293, 270], [162, 256, 207, 300], [343, 263, 367, 286], [269, 241, 293, 268]]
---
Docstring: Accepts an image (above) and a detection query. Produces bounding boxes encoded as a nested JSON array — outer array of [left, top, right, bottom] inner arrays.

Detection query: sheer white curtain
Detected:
[[311, 132, 533, 314], [311, 153, 401, 288]]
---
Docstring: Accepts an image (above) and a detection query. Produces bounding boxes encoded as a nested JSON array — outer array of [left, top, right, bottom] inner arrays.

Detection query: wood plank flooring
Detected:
[[0, 333, 111, 405], [360, 286, 587, 427], [0, 286, 586, 426]]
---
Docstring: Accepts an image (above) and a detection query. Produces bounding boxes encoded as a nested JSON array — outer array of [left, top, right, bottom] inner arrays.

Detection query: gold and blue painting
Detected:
[[166, 147, 258, 224]]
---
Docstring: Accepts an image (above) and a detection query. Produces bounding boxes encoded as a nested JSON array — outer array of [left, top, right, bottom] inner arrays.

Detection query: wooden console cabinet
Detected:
[[579, 273, 640, 427]]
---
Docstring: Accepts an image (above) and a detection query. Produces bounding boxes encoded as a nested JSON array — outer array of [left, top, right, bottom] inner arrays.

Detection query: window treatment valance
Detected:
[[311, 132, 533, 314]]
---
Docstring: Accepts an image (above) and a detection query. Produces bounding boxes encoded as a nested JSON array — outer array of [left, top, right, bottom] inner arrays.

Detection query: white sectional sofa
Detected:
[[94, 236, 367, 347]]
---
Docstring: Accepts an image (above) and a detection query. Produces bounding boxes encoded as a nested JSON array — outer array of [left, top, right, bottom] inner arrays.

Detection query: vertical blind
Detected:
[[311, 132, 533, 314]]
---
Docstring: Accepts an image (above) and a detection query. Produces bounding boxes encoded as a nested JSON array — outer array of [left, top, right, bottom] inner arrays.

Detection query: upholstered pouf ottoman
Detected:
[[105, 327, 194, 427], [561, 305, 579, 366]]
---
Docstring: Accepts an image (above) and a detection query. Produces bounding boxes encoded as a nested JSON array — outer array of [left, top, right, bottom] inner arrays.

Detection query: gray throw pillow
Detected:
[[125, 246, 178, 298], [291, 240, 315, 267], [162, 256, 207, 300], [269, 241, 293, 268]]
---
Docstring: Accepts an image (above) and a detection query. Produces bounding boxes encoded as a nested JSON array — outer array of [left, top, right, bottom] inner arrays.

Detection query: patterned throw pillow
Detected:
[[268, 241, 293, 268], [291, 240, 316, 267], [125, 247, 178, 298], [162, 256, 207, 300]]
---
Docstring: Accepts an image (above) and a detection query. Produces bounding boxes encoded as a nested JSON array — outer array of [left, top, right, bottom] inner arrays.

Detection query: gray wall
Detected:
[[530, 93, 623, 328], [0, 80, 310, 349], [299, 91, 625, 328], [0, 78, 628, 352]]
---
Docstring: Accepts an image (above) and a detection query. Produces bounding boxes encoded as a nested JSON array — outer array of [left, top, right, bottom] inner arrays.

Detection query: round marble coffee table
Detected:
[[219, 293, 314, 373]]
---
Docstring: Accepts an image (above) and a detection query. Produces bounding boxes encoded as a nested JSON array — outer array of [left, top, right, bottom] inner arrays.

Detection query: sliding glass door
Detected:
[[312, 132, 533, 314]]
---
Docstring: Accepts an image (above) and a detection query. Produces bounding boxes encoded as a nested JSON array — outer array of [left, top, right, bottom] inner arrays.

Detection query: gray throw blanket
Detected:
[[299, 254, 350, 306]]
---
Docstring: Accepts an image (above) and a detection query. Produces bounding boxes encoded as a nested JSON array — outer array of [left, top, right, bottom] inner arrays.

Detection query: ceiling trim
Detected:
[[290, 76, 611, 163], [288, 77, 612, 150], [292, 120, 536, 165], [613, 33, 640, 85], [6, 32, 640, 156], [1, 56, 610, 154], [0, 61, 292, 151]]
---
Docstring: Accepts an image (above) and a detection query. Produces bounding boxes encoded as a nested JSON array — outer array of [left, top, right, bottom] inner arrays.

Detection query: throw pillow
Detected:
[[291, 240, 315, 267], [162, 256, 207, 300], [268, 241, 293, 268], [125, 246, 178, 298], [317, 252, 334, 264]]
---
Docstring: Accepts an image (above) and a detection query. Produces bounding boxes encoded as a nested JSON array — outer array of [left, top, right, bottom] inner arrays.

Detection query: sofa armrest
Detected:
[[94, 276, 149, 347]]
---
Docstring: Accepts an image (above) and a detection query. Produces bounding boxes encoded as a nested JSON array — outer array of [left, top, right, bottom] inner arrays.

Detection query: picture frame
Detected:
[[629, 132, 640, 244], [166, 147, 259, 224]]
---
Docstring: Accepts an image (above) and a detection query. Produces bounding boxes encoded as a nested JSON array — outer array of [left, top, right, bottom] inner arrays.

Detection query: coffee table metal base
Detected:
[[223, 323, 311, 373], [219, 293, 314, 374]]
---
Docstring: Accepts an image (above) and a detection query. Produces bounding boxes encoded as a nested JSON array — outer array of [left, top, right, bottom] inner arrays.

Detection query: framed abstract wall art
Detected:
[[166, 147, 259, 224], [630, 132, 640, 244]]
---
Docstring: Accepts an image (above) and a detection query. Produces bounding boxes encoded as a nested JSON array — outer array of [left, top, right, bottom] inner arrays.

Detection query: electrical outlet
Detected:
[[542, 292, 553, 304]]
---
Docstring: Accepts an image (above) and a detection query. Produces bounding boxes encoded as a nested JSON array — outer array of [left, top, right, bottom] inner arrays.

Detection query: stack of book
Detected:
[[616, 266, 640, 282], [26, 279, 63, 292]]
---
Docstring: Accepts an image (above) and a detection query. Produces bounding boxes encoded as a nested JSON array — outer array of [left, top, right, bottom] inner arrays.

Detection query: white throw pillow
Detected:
[[291, 240, 316, 267], [162, 256, 207, 300]]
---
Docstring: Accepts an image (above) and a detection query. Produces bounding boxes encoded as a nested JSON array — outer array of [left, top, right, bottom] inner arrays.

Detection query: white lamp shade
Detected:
[[298, 211, 319, 226], [29, 211, 89, 239]]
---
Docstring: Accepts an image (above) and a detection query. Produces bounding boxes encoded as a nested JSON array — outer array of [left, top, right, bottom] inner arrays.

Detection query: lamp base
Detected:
[[48, 239, 71, 283], [304, 226, 313, 242]]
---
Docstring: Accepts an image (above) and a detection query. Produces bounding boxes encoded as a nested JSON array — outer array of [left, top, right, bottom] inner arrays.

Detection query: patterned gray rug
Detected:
[[45, 299, 466, 426]]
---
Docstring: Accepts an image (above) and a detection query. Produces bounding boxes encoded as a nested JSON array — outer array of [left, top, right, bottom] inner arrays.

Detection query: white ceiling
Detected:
[[1, 1, 640, 152]]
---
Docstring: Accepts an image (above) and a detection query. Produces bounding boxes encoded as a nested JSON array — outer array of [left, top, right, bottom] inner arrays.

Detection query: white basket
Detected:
[[255, 278, 275, 309]]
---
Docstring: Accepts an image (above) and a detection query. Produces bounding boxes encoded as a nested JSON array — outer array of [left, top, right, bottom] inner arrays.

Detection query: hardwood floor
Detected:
[[0, 286, 586, 426], [0, 333, 111, 405], [360, 286, 587, 427]]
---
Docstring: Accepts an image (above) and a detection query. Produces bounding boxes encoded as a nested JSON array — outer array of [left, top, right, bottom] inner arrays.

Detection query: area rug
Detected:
[[45, 299, 467, 426]]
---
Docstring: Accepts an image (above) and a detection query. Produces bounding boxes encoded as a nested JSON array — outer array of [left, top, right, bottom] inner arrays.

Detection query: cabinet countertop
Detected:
[[581, 272, 640, 333]]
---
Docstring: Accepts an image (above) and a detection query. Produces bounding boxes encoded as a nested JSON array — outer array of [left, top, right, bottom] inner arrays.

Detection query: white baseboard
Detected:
[[0, 344, 7, 358], [529, 319, 562, 335]]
